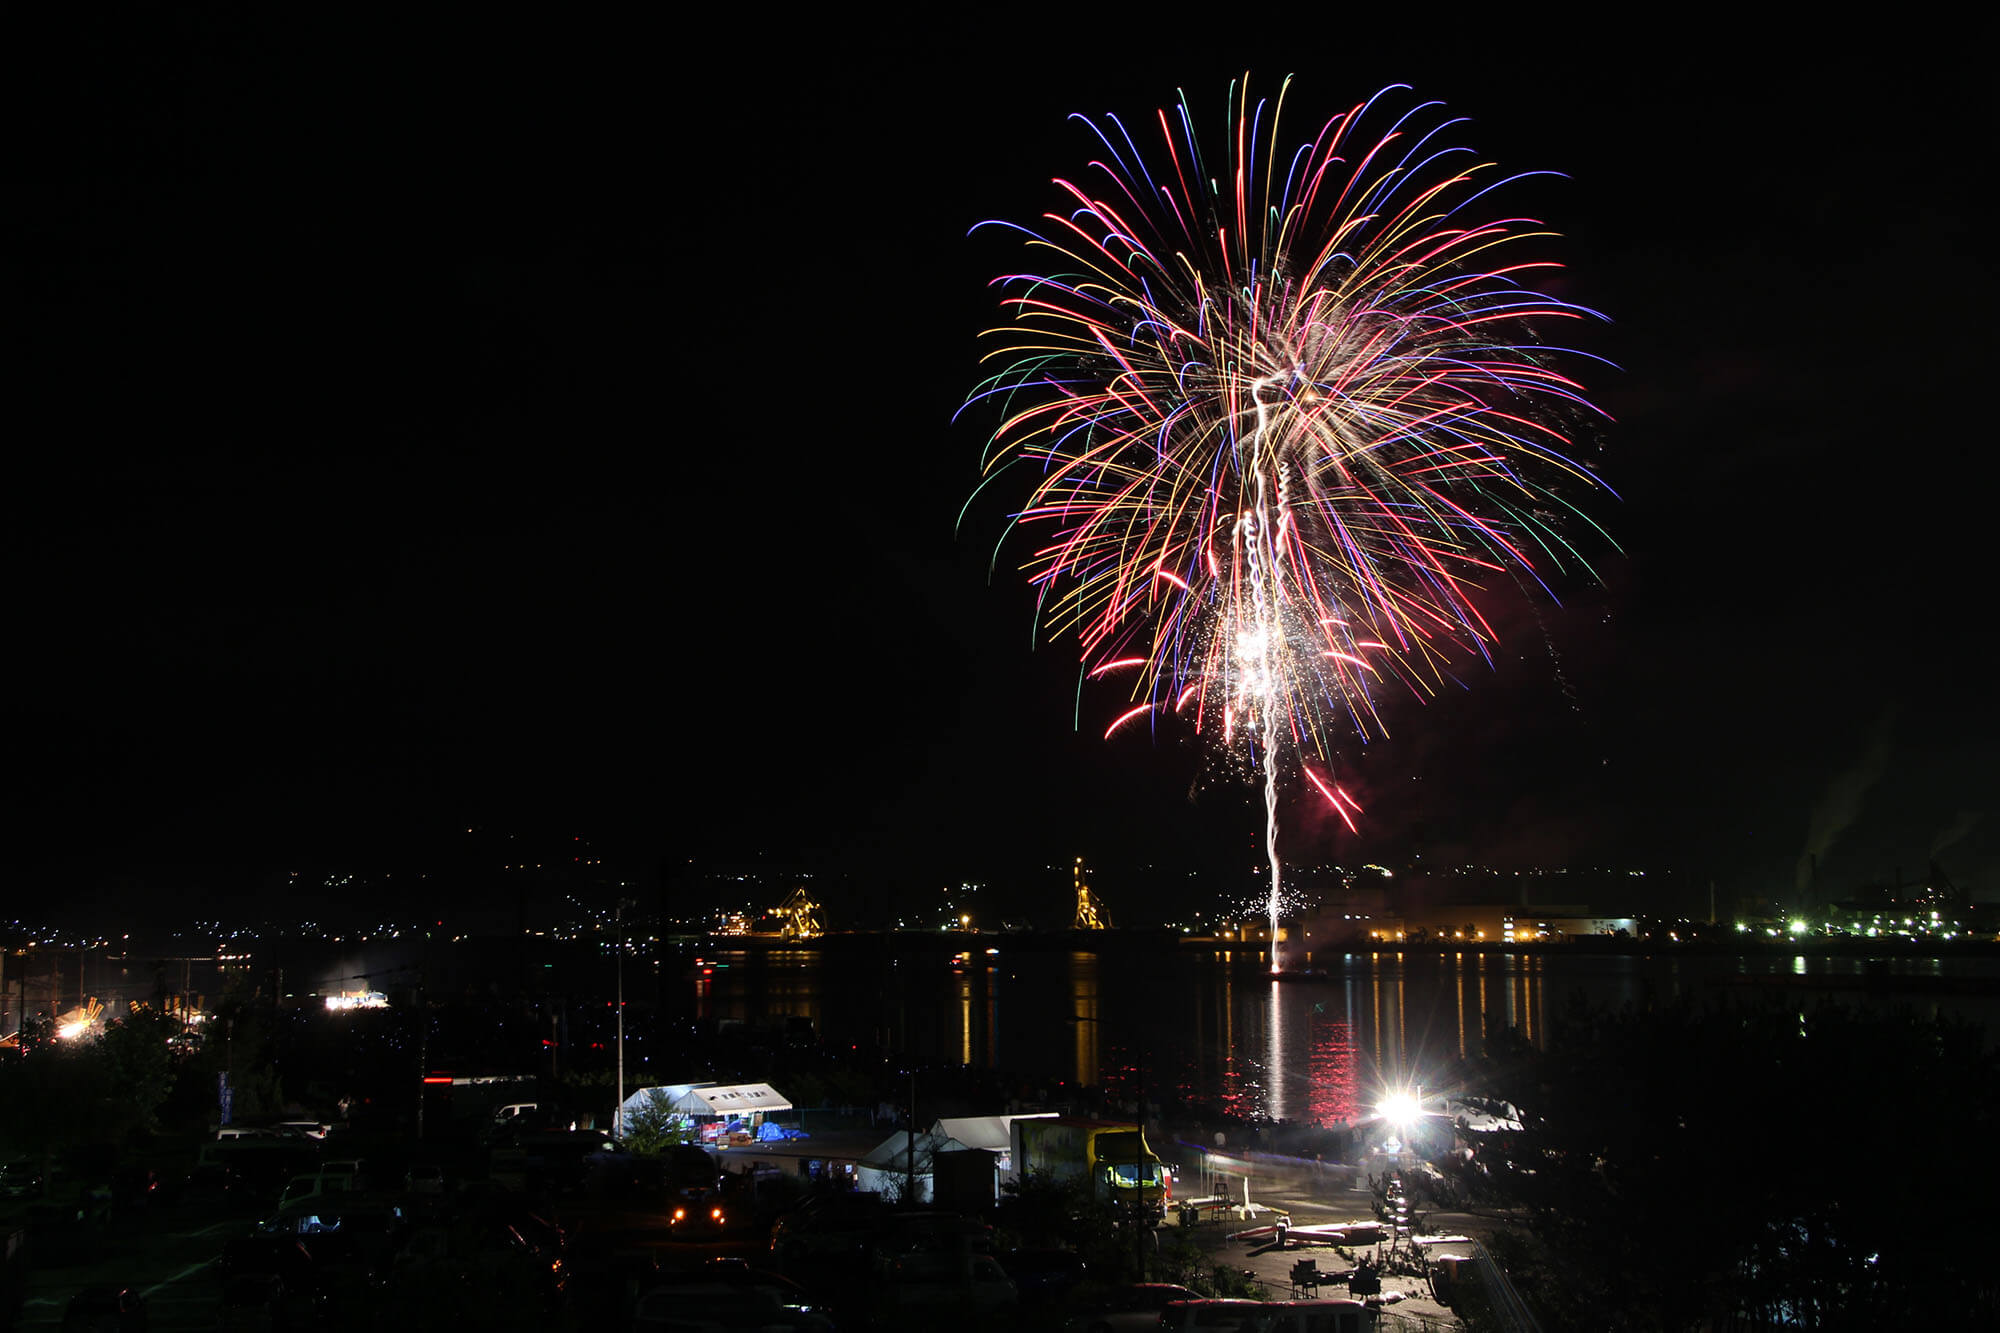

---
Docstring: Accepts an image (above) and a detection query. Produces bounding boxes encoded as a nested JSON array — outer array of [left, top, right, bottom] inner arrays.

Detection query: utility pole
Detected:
[[906, 1066, 917, 1205], [614, 898, 634, 1139], [1135, 1041, 1146, 1281], [350, 966, 426, 1137], [416, 978, 428, 1140]]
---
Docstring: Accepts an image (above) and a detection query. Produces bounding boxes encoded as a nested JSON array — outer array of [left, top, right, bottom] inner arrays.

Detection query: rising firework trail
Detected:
[[964, 79, 1613, 970]]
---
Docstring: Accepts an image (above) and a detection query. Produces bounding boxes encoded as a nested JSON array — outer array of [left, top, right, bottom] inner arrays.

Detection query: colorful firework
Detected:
[[965, 80, 1613, 968]]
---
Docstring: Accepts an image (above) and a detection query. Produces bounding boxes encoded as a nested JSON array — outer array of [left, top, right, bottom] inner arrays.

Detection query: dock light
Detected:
[[1378, 1090, 1421, 1131]]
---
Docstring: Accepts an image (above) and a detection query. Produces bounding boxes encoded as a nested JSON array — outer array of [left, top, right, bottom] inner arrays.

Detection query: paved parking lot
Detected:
[[1184, 1168, 1483, 1328]]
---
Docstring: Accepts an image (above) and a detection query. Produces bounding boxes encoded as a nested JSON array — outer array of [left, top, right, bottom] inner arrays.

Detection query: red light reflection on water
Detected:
[[1215, 1050, 1256, 1122], [1307, 1013, 1358, 1127], [1104, 1046, 1140, 1103]]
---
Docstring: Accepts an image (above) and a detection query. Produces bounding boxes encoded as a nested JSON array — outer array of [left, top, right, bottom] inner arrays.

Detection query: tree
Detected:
[[0, 1008, 179, 1156], [1466, 995, 2000, 1329], [94, 1008, 179, 1137], [620, 1087, 691, 1155]]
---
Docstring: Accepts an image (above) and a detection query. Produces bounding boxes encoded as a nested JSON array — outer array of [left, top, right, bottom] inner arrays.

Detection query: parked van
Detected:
[[1160, 1298, 1266, 1329], [1160, 1299, 1370, 1332]]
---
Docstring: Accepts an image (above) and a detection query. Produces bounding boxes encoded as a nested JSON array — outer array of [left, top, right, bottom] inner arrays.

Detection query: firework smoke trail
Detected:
[[1242, 371, 1287, 969], [965, 80, 1613, 969]]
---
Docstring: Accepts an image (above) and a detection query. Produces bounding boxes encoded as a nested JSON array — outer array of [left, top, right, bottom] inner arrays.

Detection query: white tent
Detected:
[[932, 1112, 1055, 1175], [668, 1083, 792, 1117], [857, 1115, 1057, 1204], [619, 1082, 793, 1137], [856, 1128, 968, 1204]]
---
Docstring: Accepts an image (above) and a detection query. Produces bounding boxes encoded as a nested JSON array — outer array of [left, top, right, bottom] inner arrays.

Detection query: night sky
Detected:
[[14, 15, 1991, 922]]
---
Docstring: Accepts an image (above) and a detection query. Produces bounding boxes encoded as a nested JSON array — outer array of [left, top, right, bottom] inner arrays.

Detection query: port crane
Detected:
[[1072, 858, 1110, 930], [776, 888, 822, 940]]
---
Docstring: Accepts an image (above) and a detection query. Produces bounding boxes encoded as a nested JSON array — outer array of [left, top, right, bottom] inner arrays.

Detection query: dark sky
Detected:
[[13, 14, 1991, 921]]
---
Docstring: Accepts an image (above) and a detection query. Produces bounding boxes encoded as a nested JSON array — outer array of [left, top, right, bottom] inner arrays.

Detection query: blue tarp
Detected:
[[757, 1122, 807, 1142]]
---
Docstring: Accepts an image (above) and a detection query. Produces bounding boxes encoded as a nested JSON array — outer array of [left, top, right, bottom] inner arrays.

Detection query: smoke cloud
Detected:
[[1930, 809, 1984, 861], [1794, 704, 1897, 903]]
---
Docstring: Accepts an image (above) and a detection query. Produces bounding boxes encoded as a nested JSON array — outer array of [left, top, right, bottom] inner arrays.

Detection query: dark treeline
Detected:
[[1439, 993, 1999, 1330]]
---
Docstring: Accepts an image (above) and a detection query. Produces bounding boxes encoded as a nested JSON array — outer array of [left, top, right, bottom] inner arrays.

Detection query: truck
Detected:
[[489, 1129, 611, 1194], [1009, 1117, 1169, 1222]]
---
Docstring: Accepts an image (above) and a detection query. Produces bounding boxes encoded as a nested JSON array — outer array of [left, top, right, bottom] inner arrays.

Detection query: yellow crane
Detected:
[[1072, 857, 1110, 930], [777, 887, 822, 940]]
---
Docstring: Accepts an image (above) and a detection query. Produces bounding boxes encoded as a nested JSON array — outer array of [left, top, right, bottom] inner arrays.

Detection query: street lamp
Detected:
[[1377, 1085, 1424, 1159]]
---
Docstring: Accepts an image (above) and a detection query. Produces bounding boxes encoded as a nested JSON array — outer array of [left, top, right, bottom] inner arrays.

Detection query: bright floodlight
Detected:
[[1378, 1091, 1420, 1128]]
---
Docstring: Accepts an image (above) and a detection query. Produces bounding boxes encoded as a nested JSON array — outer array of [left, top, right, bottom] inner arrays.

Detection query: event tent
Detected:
[[619, 1082, 793, 1137]]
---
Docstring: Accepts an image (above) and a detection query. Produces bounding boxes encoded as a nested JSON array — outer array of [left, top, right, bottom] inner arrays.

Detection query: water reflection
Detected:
[[680, 946, 1994, 1125], [956, 967, 972, 1066], [1211, 953, 1254, 1121], [1266, 980, 1287, 1123], [1069, 951, 1100, 1088], [1306, 1009, 1358, 1127]]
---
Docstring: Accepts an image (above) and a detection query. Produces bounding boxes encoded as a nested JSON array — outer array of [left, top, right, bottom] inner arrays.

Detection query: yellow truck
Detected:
[[1011, 1116, 1169, 1222]]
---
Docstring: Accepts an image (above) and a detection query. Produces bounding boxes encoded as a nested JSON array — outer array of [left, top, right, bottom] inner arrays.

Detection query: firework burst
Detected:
[[965, 79, 1613, 966]]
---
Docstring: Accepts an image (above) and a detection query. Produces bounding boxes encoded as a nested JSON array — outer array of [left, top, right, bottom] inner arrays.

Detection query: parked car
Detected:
[[25, 1202, 104, 1267], [562, 1247, 661, 1328], [180, 1163, 248, 1208], [276, 1175, 327, 1211], [216, 1237, 323, 1330], [111, 1165, 166, 1211], [633, 1261, 834, 1332], [216, 1273, 283, 1332], [1067, 1282, 1202, 1332], [668, 1191, 732, 1237], [876, 1251, 1018, 1319], [388, 1217, 565, 1311], [61, 1283, 147, 1332], [297, 1229, 394, 1291], [767, 1192, 886, 1274], [1159, 1298, 1267, 1329], [1263, 1298, 1373, 1332], [1001, 1247, 1089, 1302], [0, 1160, 41, 1199]]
